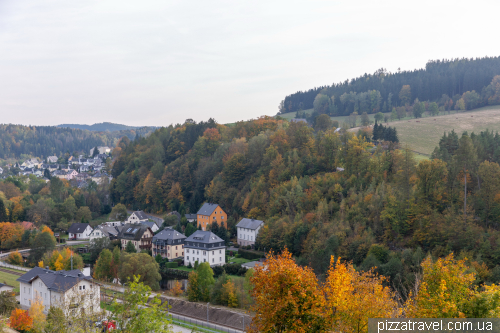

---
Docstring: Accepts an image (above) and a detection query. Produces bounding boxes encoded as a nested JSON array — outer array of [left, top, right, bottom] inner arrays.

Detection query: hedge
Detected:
[[238, 248, 265, 260], [165, 262, 178, 268]]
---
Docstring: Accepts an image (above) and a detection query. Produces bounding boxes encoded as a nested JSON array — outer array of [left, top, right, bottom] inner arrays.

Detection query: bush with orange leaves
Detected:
[[250, 248, 398, 333], [250, 248, 327, 333], [169, 280, 183, 297], [9, 308, 32, 331]]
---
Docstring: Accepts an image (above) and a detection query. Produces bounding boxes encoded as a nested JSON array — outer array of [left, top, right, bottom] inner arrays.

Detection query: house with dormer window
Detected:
[[184, 230, 226, 267], [152, 228, 186, 260], [117, 223, 153, 252]]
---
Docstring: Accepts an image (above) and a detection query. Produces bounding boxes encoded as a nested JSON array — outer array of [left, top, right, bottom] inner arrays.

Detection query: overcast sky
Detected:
[[1, 0, 499, 127]]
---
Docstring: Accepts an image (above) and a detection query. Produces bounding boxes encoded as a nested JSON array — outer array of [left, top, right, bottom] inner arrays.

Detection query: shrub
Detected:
[[165, 262, 178, 268], [238, 248, 265, 260]]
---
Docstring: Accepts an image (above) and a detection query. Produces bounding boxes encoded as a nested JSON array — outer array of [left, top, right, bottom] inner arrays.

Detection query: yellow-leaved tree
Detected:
[[405, 253, 475, 318], [250, 248, 327, 333], [324, 257, 398, 333]]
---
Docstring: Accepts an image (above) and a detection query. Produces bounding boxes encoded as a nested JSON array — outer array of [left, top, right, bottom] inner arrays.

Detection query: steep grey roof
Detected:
[[133, 211, 149, 220], [153, 228, 186, 242], [140, 221, 157, 229], [196, 203, 220, 216], [185, 214, 196, 220], [68, 223, 91, 234], [236, 218, 264, 230], [93, 225, 119, 237], [118, 223, 150, 241], [185, 230, 223, 244], [17, 267, 91, 293]]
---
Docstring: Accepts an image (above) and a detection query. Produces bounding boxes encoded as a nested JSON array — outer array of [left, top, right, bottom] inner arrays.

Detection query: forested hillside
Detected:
[[110, 116, 500, 294], [0, 124, 155, 159], [280, 57, 500, 116]]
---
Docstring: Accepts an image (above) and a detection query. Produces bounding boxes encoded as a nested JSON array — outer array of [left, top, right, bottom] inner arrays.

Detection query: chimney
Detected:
[[45, 266, 49, 270]]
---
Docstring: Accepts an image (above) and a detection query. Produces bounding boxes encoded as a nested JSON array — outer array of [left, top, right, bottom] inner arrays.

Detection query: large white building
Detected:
[[126, 211, 149, 224], [236, 218, 264, 247], [17, 267, 100, 314], [184, 231, 225, 267]]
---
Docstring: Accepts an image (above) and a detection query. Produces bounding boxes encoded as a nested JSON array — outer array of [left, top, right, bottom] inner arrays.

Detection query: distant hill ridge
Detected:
[[57, 122, 157, 132]]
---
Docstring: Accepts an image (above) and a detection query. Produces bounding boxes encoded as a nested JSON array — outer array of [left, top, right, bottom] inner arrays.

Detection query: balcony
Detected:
[[139, 245, 151, 250]]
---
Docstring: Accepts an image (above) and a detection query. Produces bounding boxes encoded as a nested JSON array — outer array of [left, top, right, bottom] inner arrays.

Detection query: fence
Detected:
[[169, 313, 244, 333], [100, 288, 247, 333], [0, 261, 30, 272]]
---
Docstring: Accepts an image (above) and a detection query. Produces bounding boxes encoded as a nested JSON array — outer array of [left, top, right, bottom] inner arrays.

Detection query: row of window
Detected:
[[186, 249, 222, 255], [238, 235, 253, 241], [186, 256, 222, 263]]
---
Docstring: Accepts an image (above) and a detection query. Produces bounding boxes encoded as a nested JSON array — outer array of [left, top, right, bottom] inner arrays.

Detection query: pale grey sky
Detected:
[[1, 0, 499, 127]]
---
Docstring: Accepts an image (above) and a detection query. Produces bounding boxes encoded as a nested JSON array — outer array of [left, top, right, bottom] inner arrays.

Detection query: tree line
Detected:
[[280, 57, 500, 115], [0, 124, 155, 159]]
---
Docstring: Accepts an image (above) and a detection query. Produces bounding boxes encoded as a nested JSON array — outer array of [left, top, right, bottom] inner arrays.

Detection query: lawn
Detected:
[[227, 257, 253, 265], [390, 106, 500, 155], [280, 105, 500, 157], [0, 271, 21, 292]]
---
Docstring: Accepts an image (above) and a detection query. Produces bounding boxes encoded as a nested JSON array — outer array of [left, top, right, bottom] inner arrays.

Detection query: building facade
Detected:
[[152, 228, 186, 260], [236, 218, 264, 247], [196, 203, 227, 231], [184, 230, 226, 267], [18, 267, 100, 313], [126, 211, 149, 224], [118, 224, 153, 252]]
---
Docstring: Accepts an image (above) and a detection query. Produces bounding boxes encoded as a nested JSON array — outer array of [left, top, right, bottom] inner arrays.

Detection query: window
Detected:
[[186, 249, 189, 253], [221, 216, 224, 219], [83, 285, 85, 290], [45, 293, 47, 299], [79, 286, 82, 290], [212, 251, 214, 255], [204, 259, 206, 262], [220, 257, 222, 261], [212, 259, 214, 263], [203, 251, 206, 255], [219, 250, 221, 254], [187, 256, 189, 260], [175, 246, 177, 250], [213, 217, 216, 220], [29, 300, 31, 305]]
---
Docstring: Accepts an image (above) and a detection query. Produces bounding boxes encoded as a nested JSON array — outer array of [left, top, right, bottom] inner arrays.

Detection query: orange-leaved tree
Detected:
[[405, 253, 475, 318], [324, 257, 398, 333], [7, 250, 23, 266], [29, 294, 46, 333], [9, 308, 33, 331], [249, 248, 327, 333]]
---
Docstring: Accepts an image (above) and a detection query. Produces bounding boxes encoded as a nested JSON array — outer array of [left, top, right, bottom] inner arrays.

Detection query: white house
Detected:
[[127, 211, 149, 224], [47, 156, 58, 163], [68, 223, 93, 240], [184, 230, 226, 267], [66, 169, 78, 180], [17, 267, 100, 313], [0, 283, 14, 293], [89, 225, 120, 243], [140, 221, 159, 233], [90, 146, 112, 156], [236, 218, 264, 247]]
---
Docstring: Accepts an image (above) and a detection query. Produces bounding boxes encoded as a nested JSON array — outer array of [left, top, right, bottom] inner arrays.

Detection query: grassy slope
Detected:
[[392, 105, 500, 155], [279, 105, 500, 156], [0, 271, 20, 292]]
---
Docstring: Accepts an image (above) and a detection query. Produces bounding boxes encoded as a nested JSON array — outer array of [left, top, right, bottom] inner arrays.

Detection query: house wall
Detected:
[[152, 242, 184, 260], [61, 280, 100, 315], [197, 206, 227, 231], [69, 226, 93, 240], [184, 247, 225, 267], [237, 224, 262, 247], [20, 281, 32, 307]]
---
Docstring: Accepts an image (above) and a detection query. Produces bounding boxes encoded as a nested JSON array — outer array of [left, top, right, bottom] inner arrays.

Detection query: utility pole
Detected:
[[207, 302, 209, 323], [71, 253, 73, 270]]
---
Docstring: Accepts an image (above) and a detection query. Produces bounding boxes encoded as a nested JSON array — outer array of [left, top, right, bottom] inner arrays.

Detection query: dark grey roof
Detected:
[[236, 218, 264, 230], [133, 211, 149, 220], [196, 203, 221, 216], [185, 230, 223, 244], [118, 223, 150, 241], [291, 118, 307, 123], [141, 221, 157, 229], [68, 223, 91, 234], [185, 214, 196, 220], [153, 228, 186, 242], [17, 267, 91, 293]]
